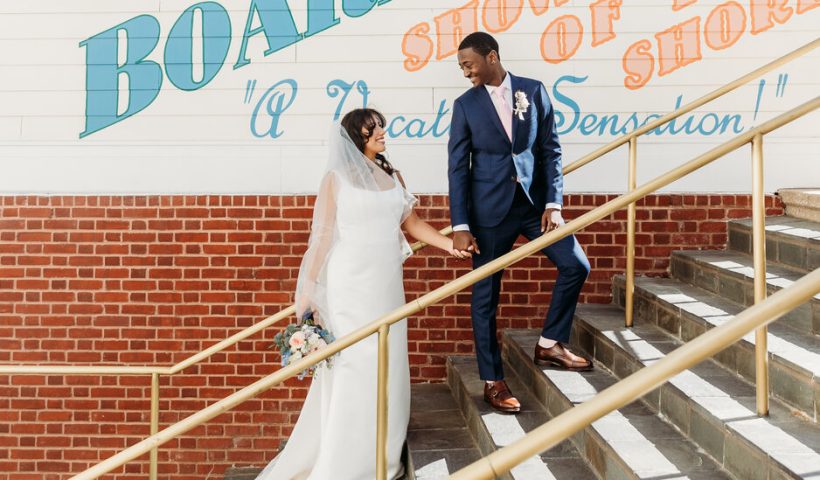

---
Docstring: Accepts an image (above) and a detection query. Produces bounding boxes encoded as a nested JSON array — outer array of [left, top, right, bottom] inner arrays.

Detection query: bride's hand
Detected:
[[311, 309, 325, 329], [447, 238, 471, 259]]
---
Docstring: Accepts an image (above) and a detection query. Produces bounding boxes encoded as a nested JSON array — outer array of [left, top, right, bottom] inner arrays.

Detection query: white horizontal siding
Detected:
[[1, 0, 818, 193]]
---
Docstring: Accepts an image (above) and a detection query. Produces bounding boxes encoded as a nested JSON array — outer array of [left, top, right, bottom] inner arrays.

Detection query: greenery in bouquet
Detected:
[[270, 312, 336, 380]]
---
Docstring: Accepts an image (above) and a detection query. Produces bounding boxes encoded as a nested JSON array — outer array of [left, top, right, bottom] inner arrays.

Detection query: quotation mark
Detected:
[[775, 73, 788, 98], [244, 79, 257, 104], [752, 72, 789, 121]]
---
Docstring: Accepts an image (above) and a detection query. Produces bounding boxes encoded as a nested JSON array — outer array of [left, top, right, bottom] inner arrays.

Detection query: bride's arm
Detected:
[[402, 211, 455, 253], [395, 172, 469, 258]]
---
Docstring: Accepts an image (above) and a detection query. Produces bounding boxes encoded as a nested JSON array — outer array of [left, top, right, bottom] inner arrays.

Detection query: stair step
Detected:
[[502, 330, 732, 480], [446, 356, 596, 480], [670, 249, 819, 334], [728, 216, 820, 272], [572, 304, 820, 480], [614, 274, 820, 420], [407, 383, 482, 479], [779, 188, 820, 223]]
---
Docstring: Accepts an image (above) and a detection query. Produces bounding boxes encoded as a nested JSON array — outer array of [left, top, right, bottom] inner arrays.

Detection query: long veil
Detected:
[[293, 124, 417, 332]]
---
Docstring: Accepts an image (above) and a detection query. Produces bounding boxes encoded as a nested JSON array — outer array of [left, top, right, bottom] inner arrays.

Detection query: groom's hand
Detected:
[[541, 208, 565, 233], [453, 231, 480, 256]]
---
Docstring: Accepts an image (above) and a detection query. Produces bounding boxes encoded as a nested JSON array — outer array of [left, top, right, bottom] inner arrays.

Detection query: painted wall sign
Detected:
[[0, 1, 817, 193]]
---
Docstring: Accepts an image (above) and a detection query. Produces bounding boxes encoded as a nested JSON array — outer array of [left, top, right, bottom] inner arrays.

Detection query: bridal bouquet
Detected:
[[270, 312, 336, 380]]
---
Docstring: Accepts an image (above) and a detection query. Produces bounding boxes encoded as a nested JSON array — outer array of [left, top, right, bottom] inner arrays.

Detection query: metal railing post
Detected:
[[150, 373, 160, 480], [625, 137, 638, 327], [376, 324, 390, 480], [751, 133, 769, 416]]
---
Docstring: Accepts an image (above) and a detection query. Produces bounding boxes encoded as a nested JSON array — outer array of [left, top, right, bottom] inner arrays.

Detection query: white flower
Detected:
[[513, 90, 529, 121]]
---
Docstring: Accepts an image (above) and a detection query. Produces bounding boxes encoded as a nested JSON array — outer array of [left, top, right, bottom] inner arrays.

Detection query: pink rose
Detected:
[[289, 331, 306, 349]]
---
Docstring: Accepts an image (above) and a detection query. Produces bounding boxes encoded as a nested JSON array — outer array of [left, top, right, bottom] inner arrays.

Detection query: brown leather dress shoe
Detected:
[[483, 380, 521, 414], [534, 343, 593, 371]]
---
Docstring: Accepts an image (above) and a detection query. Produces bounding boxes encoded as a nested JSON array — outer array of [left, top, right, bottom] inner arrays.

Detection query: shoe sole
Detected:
[[533, 357, 594, 372], [483, 397, 521, 414]]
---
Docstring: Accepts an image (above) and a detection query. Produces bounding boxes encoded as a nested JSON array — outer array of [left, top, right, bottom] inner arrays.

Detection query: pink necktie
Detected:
[[493, 85, 512, 141]]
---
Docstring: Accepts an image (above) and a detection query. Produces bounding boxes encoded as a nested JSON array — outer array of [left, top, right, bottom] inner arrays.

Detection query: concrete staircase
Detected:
[[231, 191, 819, 480], [408, 202, 819, 478]]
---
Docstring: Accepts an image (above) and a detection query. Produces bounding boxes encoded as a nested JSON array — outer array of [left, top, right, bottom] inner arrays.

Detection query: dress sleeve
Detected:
[[394, 171, 418, 262], [294, 172, 339, 323], [394, 171, 419, 224]]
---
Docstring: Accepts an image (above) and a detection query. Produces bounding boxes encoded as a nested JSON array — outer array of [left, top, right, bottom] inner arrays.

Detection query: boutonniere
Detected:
[[513, 90, 529, 120]]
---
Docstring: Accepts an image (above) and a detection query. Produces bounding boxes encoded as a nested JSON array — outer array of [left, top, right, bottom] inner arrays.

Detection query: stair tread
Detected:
[[732, 215, 820, 242], [503, 329, 734, 480], [408, 383, 483, 478], [571, 306, 820, 478], [447, 356, 596, 480], [619, 275, 820, 379], [673, 249, 819, 292]]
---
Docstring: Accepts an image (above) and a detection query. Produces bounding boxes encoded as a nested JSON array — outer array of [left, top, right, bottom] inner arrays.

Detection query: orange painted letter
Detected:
[[540, 14, 584, 64], [590, 0, 622, 47], [528, 0, 549, 15], [483, 0, 523, 33], [704, 1, 746, 51], [434, 0, 479, 60], [622, 39, 655, 90], [750, 0, 793, 34], [673, 0, 698, 10], [403, 22, 434, 72], [655, 16, 702, 77], [797, 0, 820, 13], [554, 0, 570, 6]]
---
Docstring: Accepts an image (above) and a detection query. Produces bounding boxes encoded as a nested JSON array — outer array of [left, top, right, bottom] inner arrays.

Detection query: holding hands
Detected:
[[450, 231, 480, 260]]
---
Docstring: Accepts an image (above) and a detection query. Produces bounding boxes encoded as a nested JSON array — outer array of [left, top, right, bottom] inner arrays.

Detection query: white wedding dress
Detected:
[[256, 172, 411, 480]]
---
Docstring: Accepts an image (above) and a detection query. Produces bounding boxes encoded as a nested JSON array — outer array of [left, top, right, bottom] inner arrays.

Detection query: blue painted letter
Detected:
[[79, 15, 162, 138], [234, 0, 303, 69], [305, 0, 340, 37], [165, 2, 231, 91], [250, 79, 298, 138]]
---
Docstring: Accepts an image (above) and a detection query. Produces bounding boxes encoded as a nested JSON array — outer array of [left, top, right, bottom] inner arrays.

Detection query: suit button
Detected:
[[511, 175, 516, 182]]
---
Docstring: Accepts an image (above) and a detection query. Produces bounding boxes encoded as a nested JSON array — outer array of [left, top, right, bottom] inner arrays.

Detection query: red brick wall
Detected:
[[0, 193, 783, 479]]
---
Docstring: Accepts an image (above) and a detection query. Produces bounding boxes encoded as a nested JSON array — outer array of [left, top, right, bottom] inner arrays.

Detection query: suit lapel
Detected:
[[509, 73, 520, 148], [474, 85, 511, 146]]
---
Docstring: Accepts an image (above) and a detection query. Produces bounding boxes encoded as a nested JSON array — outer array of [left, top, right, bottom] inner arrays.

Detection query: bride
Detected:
[[256, 109, 468, 480]]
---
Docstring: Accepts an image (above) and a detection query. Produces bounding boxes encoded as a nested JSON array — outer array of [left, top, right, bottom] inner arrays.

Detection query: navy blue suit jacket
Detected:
[[448, 73, 563, 228]]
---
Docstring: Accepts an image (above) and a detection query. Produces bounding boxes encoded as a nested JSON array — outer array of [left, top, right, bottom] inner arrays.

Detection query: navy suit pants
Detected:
[[470, 185, 590, 381]]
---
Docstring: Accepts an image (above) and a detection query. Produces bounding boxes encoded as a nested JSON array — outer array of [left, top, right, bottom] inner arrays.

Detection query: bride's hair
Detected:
[[340, 108, 395, 175]]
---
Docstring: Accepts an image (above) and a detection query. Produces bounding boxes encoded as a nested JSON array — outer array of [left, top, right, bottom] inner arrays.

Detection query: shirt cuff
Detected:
[[545, 203, 562, 211], [452, 224, 471, 232]]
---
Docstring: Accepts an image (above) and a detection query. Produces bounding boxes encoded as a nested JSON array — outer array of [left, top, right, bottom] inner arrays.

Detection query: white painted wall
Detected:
[[0, 0, 818, 194]]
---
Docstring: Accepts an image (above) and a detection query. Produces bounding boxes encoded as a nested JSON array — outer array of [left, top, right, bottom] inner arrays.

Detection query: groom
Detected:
[[448, 32, 592, 414]]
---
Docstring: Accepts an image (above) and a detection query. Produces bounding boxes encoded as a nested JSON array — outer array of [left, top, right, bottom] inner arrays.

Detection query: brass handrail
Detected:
[[4, 44, 814, 380], [10, 36, 817, 480], [72, 97, 819, 479], [13, 34, 817, 385], [160, 37, 818, 370], [6, 35, 814, 384], [450, 268, 820, 480]]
